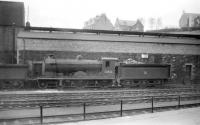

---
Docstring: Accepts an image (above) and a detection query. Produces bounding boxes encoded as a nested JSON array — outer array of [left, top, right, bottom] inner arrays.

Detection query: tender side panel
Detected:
[[0, 65, 28, 79], [119, 65, 170, 80]]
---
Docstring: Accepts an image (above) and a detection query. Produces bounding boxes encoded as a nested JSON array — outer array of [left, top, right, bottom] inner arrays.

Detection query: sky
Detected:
[[3, 0, 200, 30]]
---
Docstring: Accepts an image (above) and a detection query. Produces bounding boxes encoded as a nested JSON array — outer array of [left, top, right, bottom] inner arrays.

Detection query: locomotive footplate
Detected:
[[36, 77, 115, 89]]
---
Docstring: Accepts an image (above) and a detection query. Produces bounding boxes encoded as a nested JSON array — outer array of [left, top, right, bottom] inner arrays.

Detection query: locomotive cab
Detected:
[[101, 57, 118, 74], [101, 57, 119, 86]]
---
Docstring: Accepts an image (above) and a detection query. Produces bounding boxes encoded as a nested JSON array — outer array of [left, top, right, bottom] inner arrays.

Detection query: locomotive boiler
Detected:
[[0, 56, 171, 89]]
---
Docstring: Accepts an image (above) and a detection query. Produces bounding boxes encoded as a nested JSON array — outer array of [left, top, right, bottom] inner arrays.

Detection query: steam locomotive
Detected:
[[0, 55, 170, 89]]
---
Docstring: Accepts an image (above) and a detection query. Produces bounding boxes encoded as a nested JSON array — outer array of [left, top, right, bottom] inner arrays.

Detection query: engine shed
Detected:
[[16, 27, 200, 85]]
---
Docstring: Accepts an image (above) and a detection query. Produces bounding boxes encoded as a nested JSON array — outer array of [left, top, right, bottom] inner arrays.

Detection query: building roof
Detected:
[[116, 19, 135, 26], [181, 13, 200, 18], [115, 18, 137, 26], [115, 18, 144, 31], [18, 30, 200, 45], [83, 13, 114, 30], [179, 12, 200, 28]]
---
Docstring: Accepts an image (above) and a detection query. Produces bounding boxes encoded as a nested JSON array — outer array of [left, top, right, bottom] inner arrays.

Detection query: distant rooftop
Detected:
[[115, 18, 137, 26], [115, 18, 144, 32], [83, 13, 114, 30], [179, 12, 200, 28]]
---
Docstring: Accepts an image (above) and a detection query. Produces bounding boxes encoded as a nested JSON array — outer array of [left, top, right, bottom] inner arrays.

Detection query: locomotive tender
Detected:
[[0, 56, 170, 89]]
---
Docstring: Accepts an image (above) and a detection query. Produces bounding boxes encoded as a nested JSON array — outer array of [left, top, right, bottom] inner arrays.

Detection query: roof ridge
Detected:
[[183, 13, 200, 16]]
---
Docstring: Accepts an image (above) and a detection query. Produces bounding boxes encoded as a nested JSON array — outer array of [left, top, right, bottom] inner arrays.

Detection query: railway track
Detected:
[[1, 88, 199, 99], [1, 88, 200, 110], [2, 94, 199, 106], [1, 88, 200, 125]]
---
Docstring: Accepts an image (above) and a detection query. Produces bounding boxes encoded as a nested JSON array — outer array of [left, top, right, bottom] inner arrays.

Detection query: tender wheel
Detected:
[[139, 80, 148, 88], [100, 80, 114, 88], [121, 80, 131, 87], [12, 81, 24, 89], [38, 81, 47, 89], [2, 81, 12, 89]]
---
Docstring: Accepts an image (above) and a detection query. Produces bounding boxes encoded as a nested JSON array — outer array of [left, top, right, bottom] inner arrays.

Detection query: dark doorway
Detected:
[[185, 65, 192, 80]]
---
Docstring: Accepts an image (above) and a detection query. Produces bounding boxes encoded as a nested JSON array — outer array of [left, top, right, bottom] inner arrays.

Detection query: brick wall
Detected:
[[18, 50, 200, 83], [17, 39, 200, 55], [0, 26, 22, 63], [16, 31, 200, 84], [0, 26, 14, 63]]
